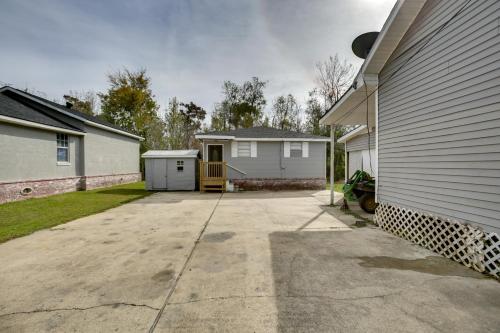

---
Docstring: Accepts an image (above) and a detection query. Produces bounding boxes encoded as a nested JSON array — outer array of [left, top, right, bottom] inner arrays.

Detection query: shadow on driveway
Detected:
[[269, 229, 499, 332]]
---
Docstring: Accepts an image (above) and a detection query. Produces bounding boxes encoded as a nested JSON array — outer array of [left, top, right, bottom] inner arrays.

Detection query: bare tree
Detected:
[[315, 54, 355, 108], [271, 94, 302, 132]]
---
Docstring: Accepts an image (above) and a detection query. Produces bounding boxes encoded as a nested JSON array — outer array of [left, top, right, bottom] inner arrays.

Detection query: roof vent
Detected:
[[65, 101, 73, 109], [352, 32, 379, 59]]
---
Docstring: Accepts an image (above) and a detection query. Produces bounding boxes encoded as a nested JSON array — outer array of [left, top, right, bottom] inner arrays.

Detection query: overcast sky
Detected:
[[0, 0, 396, 119]]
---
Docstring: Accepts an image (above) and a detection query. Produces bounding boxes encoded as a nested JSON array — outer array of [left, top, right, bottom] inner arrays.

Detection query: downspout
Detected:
[[330, 125, 335, 206]]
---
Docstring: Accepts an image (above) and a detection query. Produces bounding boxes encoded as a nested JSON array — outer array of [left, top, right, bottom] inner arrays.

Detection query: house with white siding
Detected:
[[320, 0, 500, 277], [0, 86, 142, 203]]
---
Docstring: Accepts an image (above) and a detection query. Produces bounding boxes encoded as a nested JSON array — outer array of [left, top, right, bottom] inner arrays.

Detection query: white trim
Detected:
[[206, 144, 224, 162], [85, 121, 143, 140], [196, 135, 235, 140], [56, 162, 71, 166], [338, 125, 367, 143], [250, 141, 257, 158], [319, 0, 426, 125], [231, 141, 238, 158], [0, 115, 86, 136], [362, 0, 427, 75], [319, 86, 355, 125], [284, 142, 290, 158], [195, 134, 329, 142], [227, 163, 247, 175], [330, 126, 335, 205], [235, 137, 329, 142], [56, 133, 70, 164], [302, 142, 309, 158], [344, 143, 348, 183], [0, 87, 143, 140], [141, 150, 199, 159]]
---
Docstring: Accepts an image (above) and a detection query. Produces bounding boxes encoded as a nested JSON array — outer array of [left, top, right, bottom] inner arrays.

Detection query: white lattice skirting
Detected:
[[374, 202, 500, 279]]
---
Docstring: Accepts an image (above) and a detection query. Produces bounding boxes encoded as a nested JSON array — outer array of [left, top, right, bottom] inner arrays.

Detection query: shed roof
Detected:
[[141, 150, 199, 158]]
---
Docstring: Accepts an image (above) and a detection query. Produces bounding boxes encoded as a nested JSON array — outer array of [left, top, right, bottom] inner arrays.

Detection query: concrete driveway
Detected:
[[0, 191, 499, 332]]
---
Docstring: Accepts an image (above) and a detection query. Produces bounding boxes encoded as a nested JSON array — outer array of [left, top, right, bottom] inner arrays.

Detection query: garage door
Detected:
[[152, 159, 167, 190]]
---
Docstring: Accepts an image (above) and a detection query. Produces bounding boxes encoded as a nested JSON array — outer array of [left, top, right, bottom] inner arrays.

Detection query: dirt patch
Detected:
[[203, 232, 236, 243], [357, 255, 487, 279]]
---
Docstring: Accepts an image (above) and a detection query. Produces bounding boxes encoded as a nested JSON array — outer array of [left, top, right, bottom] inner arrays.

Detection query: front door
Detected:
[[207, 145, 223, 162]]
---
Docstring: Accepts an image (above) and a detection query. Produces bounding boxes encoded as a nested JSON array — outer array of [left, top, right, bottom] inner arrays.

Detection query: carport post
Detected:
[[330, 125, 335, 206]]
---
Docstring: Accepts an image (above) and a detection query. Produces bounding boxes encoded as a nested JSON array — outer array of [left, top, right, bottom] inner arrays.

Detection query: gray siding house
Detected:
[[195, 127, 329, 190], [0, 86, 142, 203], [320, 0, 500, 276]]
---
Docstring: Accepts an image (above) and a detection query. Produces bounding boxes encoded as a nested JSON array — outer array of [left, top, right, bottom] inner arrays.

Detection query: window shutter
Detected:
[[251, 141, 257, 158], [231, 141, 238, 158], [302, 142, 309, 158], [284, 142, 290, 158]]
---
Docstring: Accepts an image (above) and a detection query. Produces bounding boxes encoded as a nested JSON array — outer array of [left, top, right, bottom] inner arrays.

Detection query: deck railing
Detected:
[[199, 161, 227, 191]]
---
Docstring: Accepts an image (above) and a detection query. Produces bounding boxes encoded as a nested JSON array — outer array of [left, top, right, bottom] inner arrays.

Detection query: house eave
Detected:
[[337, 125, 367, 144], [319, 0, 426, 127], [0, 86, 143, 141], [0, 115, 86, 136], [197, 136, 329, 142]]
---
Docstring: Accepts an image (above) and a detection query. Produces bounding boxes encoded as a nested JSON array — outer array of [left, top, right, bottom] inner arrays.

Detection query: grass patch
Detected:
[[0, 181, 152, 243], [326, 182, 344, 193]]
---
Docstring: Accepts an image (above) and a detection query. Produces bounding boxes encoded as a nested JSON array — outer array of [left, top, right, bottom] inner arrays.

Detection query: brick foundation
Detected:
[[0, 173, 142, 204], [232, 178, 326, 191], [84, 173, 142, 190]]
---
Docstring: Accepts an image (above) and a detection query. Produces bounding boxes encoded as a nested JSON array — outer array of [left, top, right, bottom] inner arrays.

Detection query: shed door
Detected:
[[152, 159, 168, 189]]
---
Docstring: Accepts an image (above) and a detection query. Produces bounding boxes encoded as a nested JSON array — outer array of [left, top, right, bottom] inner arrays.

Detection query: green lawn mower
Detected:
[[342, 170, 378, 213]]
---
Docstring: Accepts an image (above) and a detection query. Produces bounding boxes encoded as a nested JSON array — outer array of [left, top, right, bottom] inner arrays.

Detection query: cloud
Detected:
[[0, 0, 396, 120]]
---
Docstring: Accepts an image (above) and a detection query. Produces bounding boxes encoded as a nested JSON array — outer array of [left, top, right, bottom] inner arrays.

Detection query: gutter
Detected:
[[0, 115, 86, 136]]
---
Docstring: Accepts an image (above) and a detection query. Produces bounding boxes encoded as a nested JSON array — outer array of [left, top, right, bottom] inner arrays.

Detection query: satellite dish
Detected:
[[352, 32, 379, 59]]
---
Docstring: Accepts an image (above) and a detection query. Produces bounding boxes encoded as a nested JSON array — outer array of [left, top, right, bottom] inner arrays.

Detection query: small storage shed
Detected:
[[142, 150, 199, 191]]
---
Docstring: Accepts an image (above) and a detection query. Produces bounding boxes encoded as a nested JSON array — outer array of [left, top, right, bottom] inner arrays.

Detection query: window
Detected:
[[237, 142, 251, 157], [56, 133, 69, 163], [290, 142, 302, 158], [177, 160, 184, 172]]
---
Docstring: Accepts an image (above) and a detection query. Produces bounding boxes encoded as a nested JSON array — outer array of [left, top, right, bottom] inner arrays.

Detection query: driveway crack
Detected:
[[0, 302, 160, 318], [148, 193, 224, 333]]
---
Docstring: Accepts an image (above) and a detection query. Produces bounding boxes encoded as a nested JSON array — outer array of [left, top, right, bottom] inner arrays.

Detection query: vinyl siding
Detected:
[[166, 158, 196, 190], [203, 140, 326, 179], [346, 131, 376, 152], [377, 0, 500, 233]]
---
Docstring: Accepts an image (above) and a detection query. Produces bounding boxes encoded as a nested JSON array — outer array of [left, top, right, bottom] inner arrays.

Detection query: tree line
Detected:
[[62, 54, 354, 180]]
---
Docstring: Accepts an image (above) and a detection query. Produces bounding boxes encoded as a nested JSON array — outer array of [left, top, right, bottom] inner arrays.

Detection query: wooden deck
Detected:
[[200, 161, 226, 192]]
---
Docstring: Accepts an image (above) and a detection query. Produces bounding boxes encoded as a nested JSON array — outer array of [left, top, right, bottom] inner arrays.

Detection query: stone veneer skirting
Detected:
[[232, 178, 326, 191], [0, 173, 142, 204]]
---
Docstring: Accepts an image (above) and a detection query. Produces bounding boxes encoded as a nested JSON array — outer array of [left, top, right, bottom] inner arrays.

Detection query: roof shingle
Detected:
[[200, 126, 329, 140]]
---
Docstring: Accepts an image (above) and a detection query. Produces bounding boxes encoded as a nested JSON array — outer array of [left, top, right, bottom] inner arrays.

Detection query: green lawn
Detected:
[[326, 182, 344, 193], [0, 181, 152, 243]]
